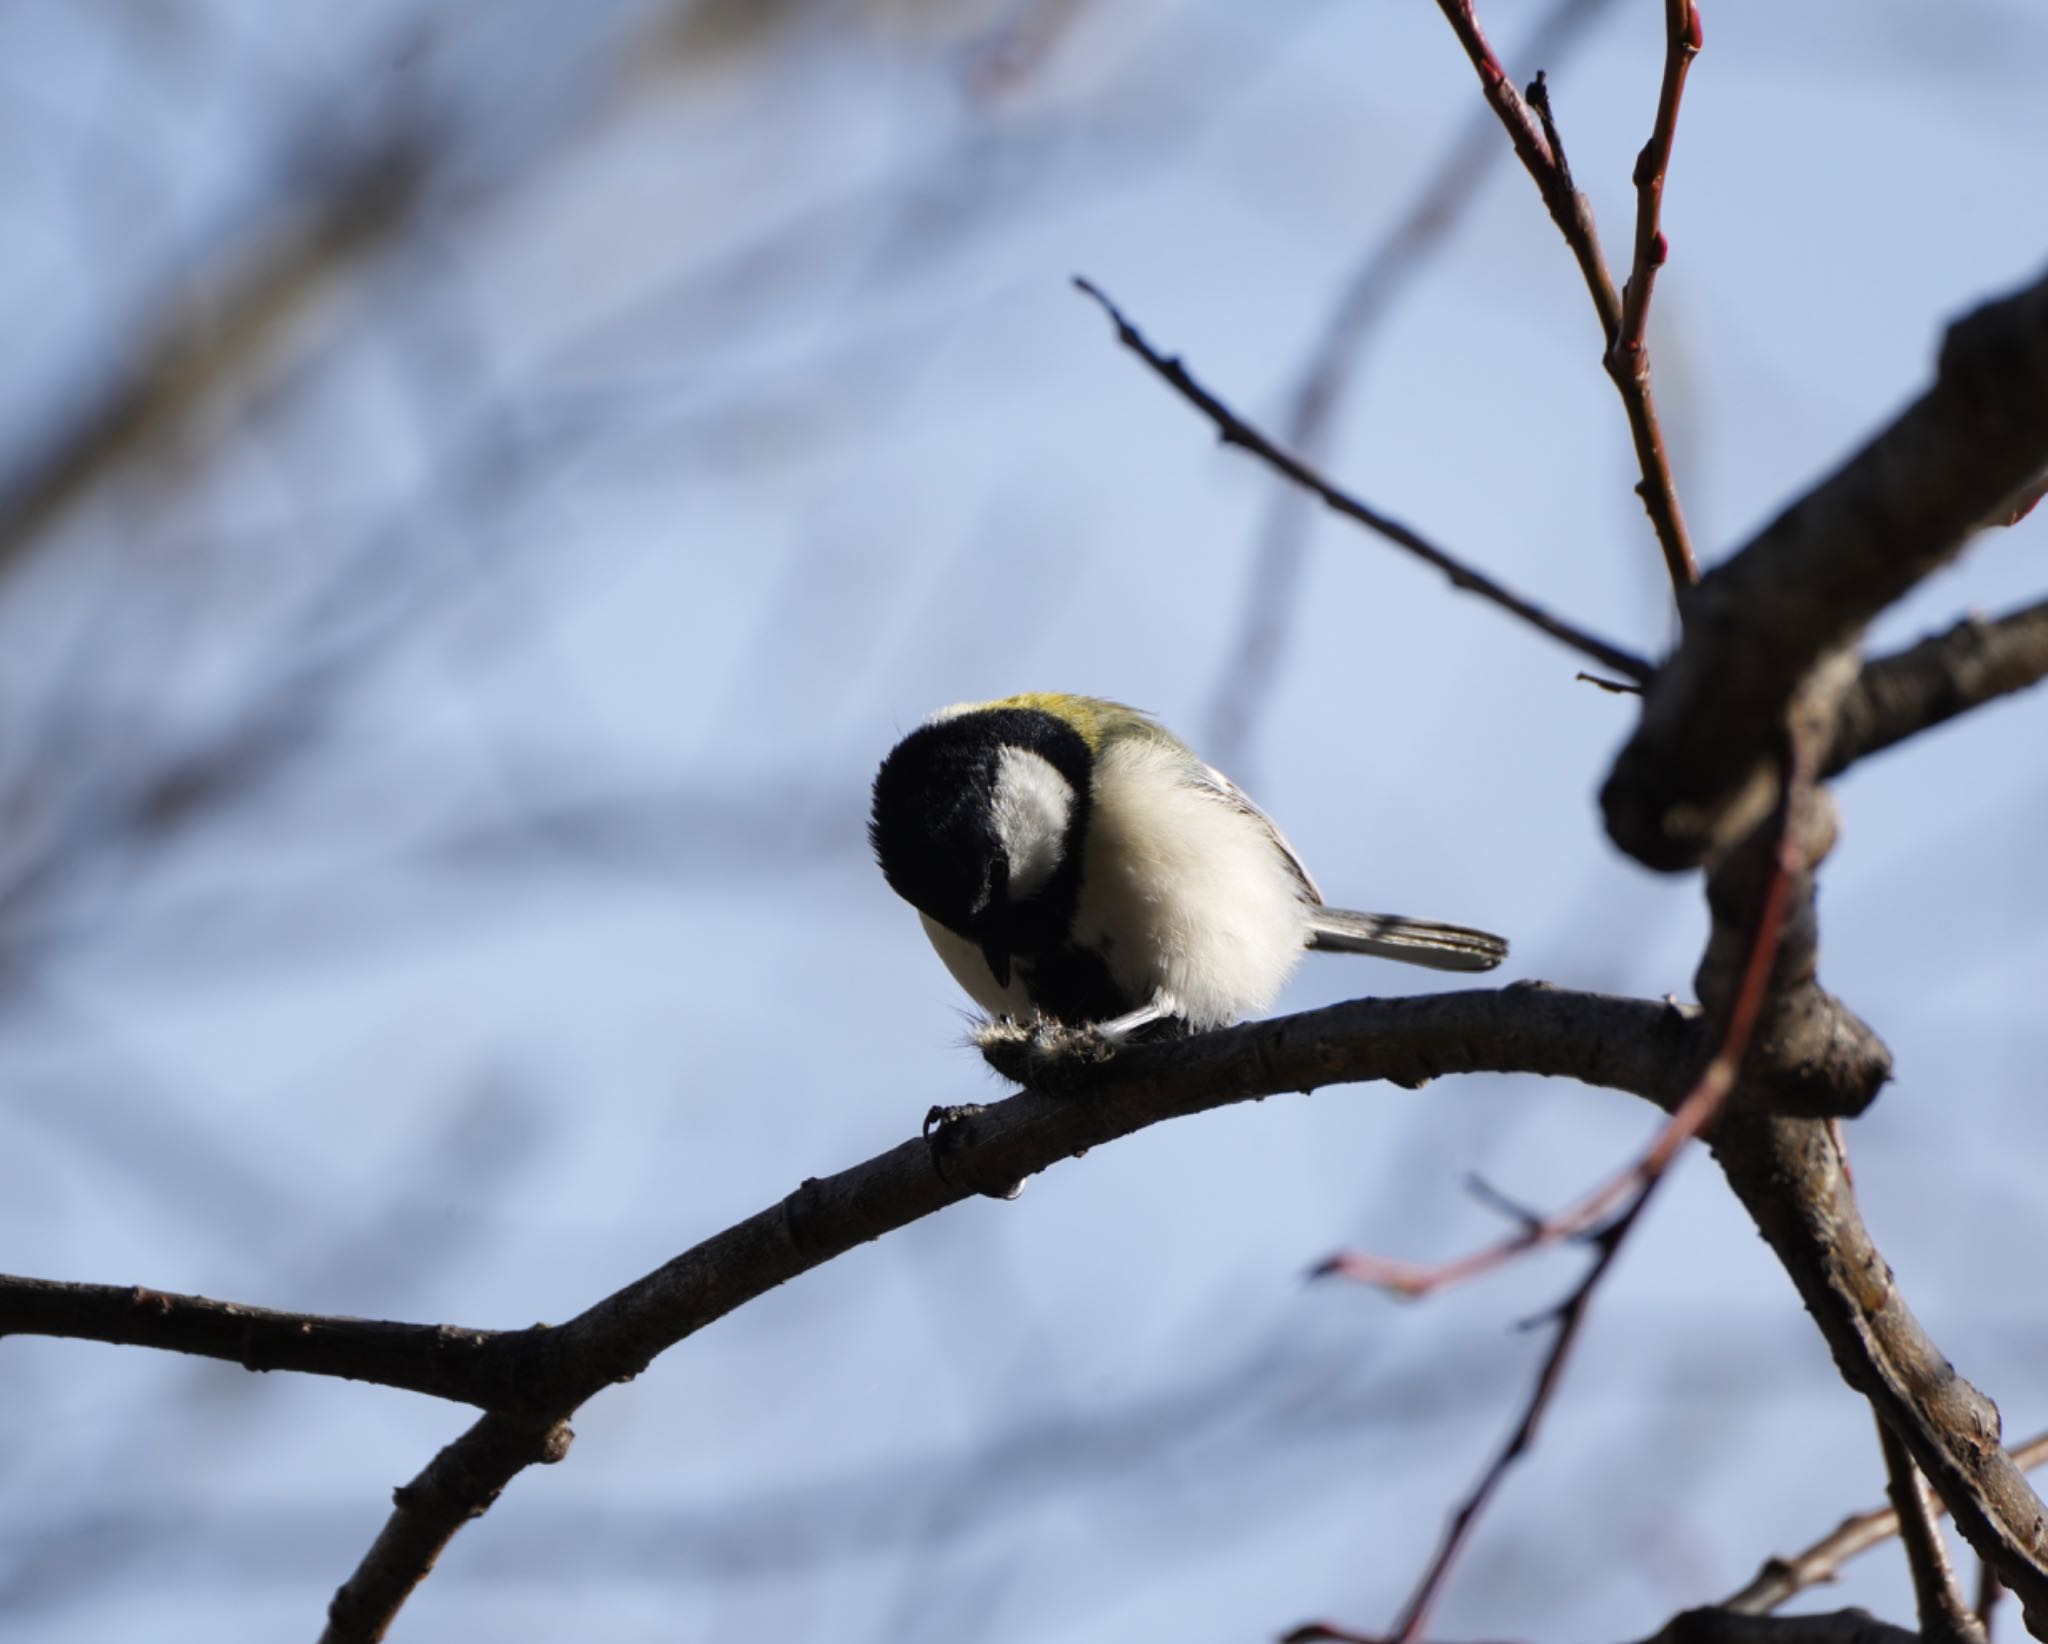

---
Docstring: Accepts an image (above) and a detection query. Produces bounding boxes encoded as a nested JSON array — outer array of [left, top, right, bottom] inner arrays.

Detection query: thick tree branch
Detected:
[[1639, 1610, 1924, 1644], [2, 988, 1695, 1433], [1711, 1114, 2048, 1634], [315, 985, 1698, 1642], [1073, 278, 1653, 682], [1603, 264, 2048, 870], [1826, 601, 2048, 776], [1290, 1607, 1924, 1644]]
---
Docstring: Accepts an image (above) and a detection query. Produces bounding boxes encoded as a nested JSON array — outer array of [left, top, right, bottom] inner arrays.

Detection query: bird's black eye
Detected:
[[985, 853, 1010, 912]]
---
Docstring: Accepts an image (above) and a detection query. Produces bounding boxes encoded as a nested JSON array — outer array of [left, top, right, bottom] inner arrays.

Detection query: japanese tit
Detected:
[[869, 693, 1507, 1038]]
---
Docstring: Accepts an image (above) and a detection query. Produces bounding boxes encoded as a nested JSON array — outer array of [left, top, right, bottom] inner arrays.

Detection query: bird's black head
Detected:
[[870, 706, 1094, 983]]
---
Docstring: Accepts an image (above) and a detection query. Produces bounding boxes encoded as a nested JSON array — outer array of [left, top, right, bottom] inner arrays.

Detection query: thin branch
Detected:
[[1718, 1434, 2048, 1620], [1977, 1563, 2005, 1639], [0, 1277, 507, 1405], [1432, 0, 1699, 591], [1825, 599, 2048, 776], [1074, 278, 1652, 682], [1204, 0, 1622, 765], [1603, 263, 2048, 870], [1878, 1414, 1989, 1644], [321, 1412, 572, 1644], [1429, 2, 1620, 332], [1379, 1193, 1653, 1644], [1618, 3, 1702, 361]]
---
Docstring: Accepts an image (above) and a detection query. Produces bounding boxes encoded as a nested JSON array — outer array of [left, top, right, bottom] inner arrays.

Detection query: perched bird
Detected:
[[869, 693, 1507, 1039]]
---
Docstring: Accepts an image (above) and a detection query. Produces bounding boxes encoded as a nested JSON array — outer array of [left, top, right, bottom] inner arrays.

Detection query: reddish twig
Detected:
[[1608, 0, 1703, 589], [1619, 3, 1703, 360], [1431, 0, 1700, 592], [1315, 737, 1801, 1295], [1382, 1191, 1652, 1644], [1073, 277, 1652, 683], [1305, 739, 1812, 1644]]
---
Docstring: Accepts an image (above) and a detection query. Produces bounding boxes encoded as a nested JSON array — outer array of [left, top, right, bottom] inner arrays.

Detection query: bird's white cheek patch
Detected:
[[990, 746, 1074, 901]]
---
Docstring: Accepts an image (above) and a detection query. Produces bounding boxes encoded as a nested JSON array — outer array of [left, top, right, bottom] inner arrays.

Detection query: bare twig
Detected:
[[1431, 0, 1700, 591], [321, 1413, 573, 1644], [1977, 1562, 2005, 1639], [1878, 1415, 1988, 1644], [1608, 0, 1703, 589], [1577, 670, 1645, 694], [1074, 278, 1652, 683], [1204, 0, 1622, 764], [0, 1276, 505, 1405], [1825, 599, 2048, 776], [1377, 1192, 1653, 1644], [1717, 1429, 2048, 1625]]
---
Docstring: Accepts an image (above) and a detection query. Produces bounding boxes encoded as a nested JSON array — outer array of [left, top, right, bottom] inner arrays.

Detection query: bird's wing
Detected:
[[1182, 756, 1325, 905]]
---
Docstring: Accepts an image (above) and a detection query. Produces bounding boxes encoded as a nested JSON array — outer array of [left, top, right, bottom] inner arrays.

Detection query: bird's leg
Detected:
[[1092, 996, 1176, 1044]]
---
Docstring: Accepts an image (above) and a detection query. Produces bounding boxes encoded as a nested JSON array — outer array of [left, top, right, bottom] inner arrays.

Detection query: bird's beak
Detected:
[[981, 937, 1012, 989]]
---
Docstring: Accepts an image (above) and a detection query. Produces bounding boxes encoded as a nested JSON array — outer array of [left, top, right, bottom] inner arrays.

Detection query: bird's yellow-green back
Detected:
[[945, 693, 1180, 756]]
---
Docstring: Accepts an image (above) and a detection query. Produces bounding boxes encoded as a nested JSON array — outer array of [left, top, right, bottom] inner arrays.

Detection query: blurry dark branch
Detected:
[[1292, 1609, 1922, 1644], [1638, 1612, 1924, 1644], [1074, 278, 1652, 682], [1603, 264, 2048, 870], [1825, 600, 2048, 776], [1432, 0, 1699, 591], [1878, 1416, 1988, 1644], [1205, 0, 1621, 764], [1722, 1436, 2048, 1615], [316, 983, 1700, 1643], [0, 133, 429, 580]]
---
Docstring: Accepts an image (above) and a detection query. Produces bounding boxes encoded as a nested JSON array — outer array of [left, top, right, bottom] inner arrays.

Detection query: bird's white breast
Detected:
[[1071, 735, 1314, 1028]]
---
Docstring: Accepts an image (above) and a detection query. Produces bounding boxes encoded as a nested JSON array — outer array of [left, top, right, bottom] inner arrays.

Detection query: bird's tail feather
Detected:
[[1307, 909, 1508, 973]]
